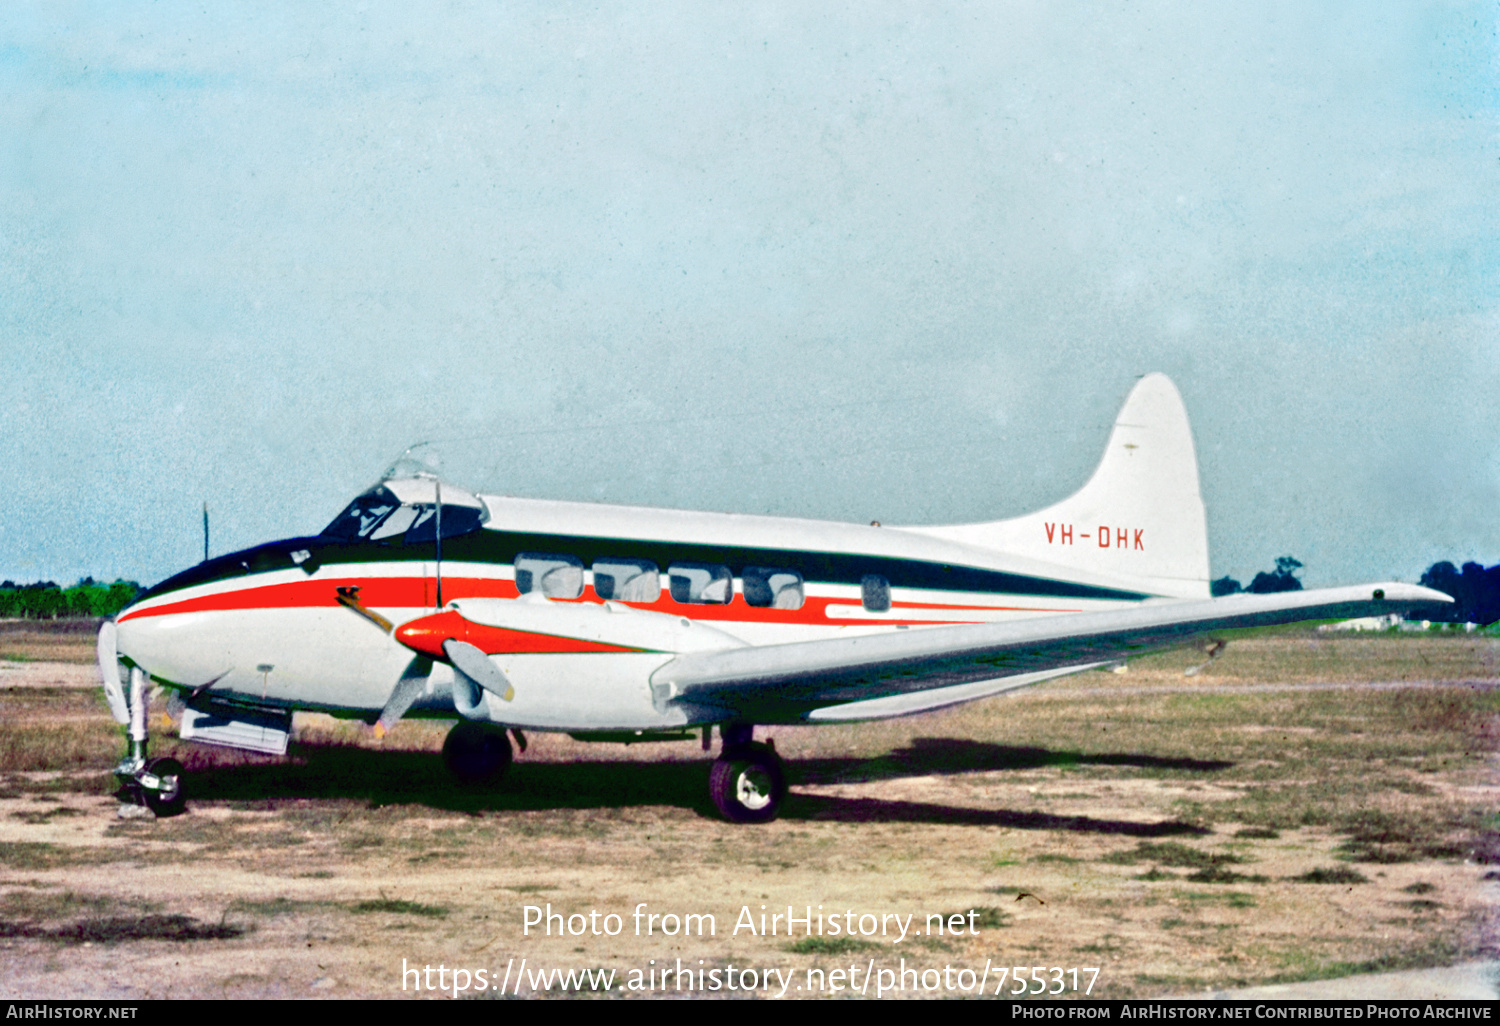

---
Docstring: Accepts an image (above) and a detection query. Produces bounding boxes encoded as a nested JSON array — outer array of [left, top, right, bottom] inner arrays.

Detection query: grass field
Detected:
[[0, 620, 1496, 999]]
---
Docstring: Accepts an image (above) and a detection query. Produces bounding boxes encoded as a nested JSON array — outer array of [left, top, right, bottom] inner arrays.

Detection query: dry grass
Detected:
[[0, 620, 101, 665], [0, 622, 1494, 998]]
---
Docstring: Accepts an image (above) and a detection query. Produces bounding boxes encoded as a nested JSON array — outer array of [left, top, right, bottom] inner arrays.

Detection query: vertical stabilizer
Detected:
[[910, 374, 1210, 598]]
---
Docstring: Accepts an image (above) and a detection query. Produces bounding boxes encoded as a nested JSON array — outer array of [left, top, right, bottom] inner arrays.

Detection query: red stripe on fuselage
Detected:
[[118, 574, 1081, 627], [118, 576, 520, 623]]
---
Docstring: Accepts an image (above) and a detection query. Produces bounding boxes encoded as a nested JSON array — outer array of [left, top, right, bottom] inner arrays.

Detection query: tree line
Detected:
[[1414, 561, 1500, 626], [1213, 555, 1500, 625], [1211, 556, 1306, 596], [0, 579, 142, 620]]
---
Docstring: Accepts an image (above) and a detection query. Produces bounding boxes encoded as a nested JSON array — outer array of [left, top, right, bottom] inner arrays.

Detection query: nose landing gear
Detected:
[[113, 667, 187, 818], [709, 725, 786, 824]]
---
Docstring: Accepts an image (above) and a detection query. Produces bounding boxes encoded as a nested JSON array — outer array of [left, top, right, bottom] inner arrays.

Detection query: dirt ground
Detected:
[[1, 620, 1496, 1000]]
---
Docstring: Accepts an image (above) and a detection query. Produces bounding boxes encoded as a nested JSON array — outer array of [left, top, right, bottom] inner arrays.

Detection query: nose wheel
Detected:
[[710, 737, 786, 824], [139, 758, 186, 816], [114, 755, 188, 818]]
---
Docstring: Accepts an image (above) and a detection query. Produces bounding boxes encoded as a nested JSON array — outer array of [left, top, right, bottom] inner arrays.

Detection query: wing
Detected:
[[648, 582, 1450, 722]]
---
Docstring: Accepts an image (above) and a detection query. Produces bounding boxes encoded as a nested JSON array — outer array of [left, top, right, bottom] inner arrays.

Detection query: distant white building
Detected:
[[1320, 616, 1484, 633], [1318, 614, 1402, 632]]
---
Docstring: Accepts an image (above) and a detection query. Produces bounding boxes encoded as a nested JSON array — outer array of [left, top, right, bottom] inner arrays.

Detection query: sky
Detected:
[[1, 2, 1496, 589]]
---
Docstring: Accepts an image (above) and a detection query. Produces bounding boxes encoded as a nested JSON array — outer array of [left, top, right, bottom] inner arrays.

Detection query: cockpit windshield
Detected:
[[320, 481, 487, 544], [321, 487, 402, 541]]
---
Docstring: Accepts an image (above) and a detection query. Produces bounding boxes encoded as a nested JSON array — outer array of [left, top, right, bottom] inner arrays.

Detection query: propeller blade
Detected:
[[442, 639, 515, 702], [374, 655, 432, 739], [96, 621, 129, 725]]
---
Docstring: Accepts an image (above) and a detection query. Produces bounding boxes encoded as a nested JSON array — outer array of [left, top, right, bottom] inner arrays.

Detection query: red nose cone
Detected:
[[394, 610, 470, 660]]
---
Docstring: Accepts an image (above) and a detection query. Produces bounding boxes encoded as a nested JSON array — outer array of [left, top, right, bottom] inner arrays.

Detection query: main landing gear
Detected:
[[113, 667, 187, 818], [435, 721, 787, 823], [442, 722, 514, 786], [709, 725, 786, 824]]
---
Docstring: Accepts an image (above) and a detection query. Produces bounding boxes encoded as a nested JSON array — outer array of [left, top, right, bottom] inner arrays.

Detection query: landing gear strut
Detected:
[[442, 722, 513, 786], [710, 725, 786, 824], [113, 667, 187, 817]]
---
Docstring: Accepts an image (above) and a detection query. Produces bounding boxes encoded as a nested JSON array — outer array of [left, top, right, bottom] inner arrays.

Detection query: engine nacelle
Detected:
[[451, 669, 489, 721]]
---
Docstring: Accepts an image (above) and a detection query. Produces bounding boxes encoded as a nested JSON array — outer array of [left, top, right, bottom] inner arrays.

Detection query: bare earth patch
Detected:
[[0, 625, 1495, 999]]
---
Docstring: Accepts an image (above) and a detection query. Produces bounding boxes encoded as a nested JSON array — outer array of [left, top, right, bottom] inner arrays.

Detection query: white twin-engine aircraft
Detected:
[[97, 374, 1447, 821]]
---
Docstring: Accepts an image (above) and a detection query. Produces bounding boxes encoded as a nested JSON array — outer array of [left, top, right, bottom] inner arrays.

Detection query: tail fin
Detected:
[[912, 373, 1210, 598]]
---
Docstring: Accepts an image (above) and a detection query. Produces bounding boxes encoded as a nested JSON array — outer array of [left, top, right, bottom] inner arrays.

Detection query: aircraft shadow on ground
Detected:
[[180, 735, 1223, 835], [801, 737, 1234, 780]]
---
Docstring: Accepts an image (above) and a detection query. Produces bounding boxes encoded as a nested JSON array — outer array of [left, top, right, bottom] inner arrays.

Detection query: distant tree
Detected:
[[1417, 560, 1500, 625], [106, 580, 141, 613], [1247, 556, 1303, 594], [1211, 576, 1242, 596], [0, 579, 141, 620], [25, 586, 65, 619]]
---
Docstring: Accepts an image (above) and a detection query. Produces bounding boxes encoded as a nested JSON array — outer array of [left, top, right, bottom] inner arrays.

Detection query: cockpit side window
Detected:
[[403, 504, 485, 544], [320, 487, 401, 541]]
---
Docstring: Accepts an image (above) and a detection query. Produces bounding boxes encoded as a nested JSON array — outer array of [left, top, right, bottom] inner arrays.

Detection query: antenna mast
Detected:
[[434, 480, 443, 610]]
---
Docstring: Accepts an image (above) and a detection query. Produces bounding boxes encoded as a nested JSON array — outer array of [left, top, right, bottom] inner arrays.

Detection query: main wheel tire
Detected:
[[442, 722, 513, 786], [710, 742, 786, 824], [142, 757, 187, 817]]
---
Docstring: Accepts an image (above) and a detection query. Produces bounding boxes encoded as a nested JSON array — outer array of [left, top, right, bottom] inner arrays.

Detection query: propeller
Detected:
[[342, 599, 516, 738], [373, 654, 433, 739], [96, 621, 130, 725], [444, 637, 516, 704], [372, 635, 514, 734], [392, 610, 516, 706]]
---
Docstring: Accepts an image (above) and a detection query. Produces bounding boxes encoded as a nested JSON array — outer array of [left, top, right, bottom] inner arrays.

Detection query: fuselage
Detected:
[[116, 489, 1165, 731]]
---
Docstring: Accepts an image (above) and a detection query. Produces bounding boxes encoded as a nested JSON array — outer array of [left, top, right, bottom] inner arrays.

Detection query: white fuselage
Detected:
[[116, 493, 1164, 730]]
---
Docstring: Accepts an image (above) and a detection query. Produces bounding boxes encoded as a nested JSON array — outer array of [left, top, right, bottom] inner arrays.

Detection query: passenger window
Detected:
[[668, 562, 734, 605], [592, 559, 661, 602], [861, 574, 891, 613], [515, 553, 585, 599], [742, 567, 804, 610]]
